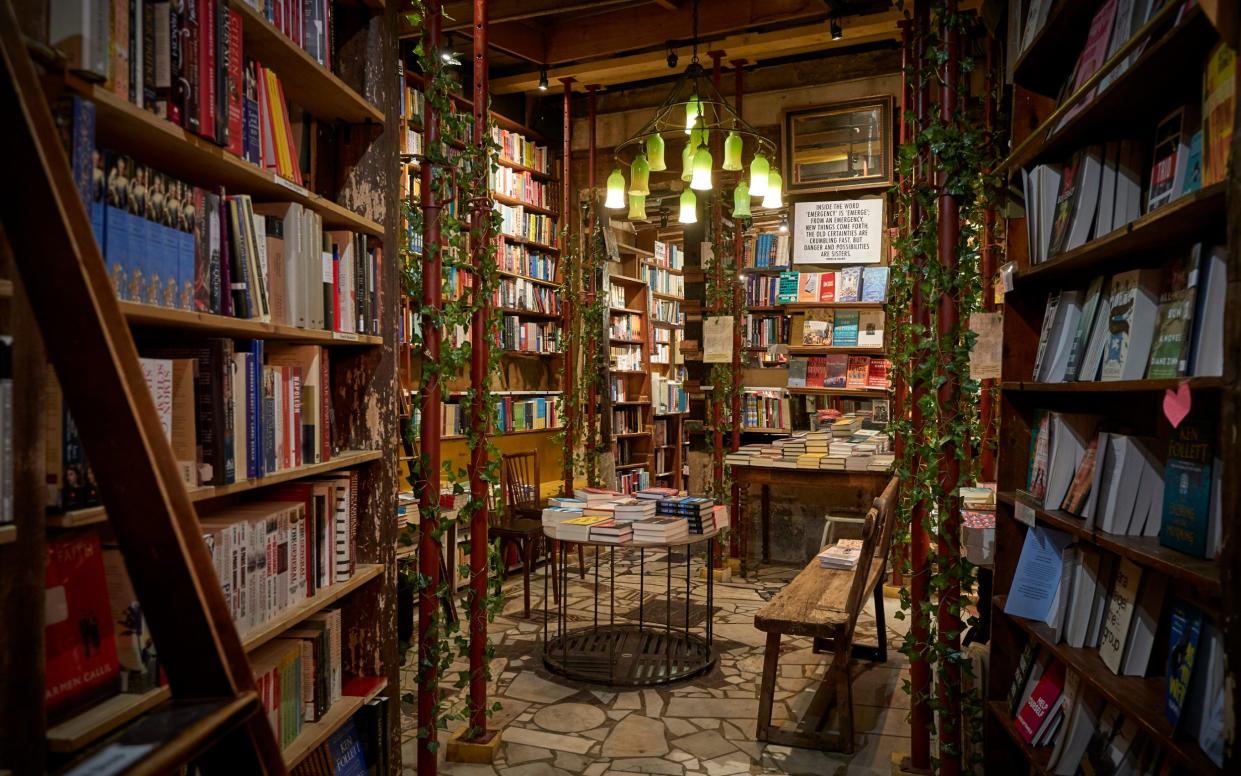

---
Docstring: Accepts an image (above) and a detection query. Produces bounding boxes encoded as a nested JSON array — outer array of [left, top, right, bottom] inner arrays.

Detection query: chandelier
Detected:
[[604, 0, 781, 223]]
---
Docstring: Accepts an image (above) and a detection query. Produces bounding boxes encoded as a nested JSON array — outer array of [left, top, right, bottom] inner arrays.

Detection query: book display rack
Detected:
[[986, 3, 1237, 774], [0, 1, 400, 772]]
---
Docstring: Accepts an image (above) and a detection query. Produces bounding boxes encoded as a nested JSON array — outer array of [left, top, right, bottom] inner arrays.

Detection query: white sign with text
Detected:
[[793, 199, 884, 264]]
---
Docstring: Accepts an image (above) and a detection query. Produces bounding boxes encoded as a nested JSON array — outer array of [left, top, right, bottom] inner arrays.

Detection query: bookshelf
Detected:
[[644, 236, 688, 489], [0, 1, 400, 771], [986, 4, 1235, 773], [605, 223, 656, 494]]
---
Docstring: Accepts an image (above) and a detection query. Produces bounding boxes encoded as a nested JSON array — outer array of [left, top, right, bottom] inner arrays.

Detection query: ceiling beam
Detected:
[[542, 0, 828, 64], [491, 8, 904, 94], [441, 0, 648, 30]]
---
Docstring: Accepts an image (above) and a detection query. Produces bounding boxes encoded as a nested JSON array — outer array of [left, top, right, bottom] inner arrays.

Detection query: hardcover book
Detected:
[[861, 266, 889, 302], [1047, 151, 1083, 256], [1148, 107, 1185, 211], [1099, 268, 1161, 381], [837, 267, 861, 302], [866, 359, 889, 389], [801, 310, 833, 346], [1159, 418, 1215, 557], [787, 357, 809, 388], [1146, 248, 1201, 379], [1202, 42, 1237, 187], [798, 273, 820, 303], [857, 310, 884, 348], [845, 357, 869, 389], [777, 271, 799, 303], [1015, 659, 1067, 743], [832, 310, 860, 347], [1098, 557, 1142, 674], [818, 271, 836, 303], [1165, 600, 1204, 728], [45, 530, 120, 714], [823, 354, 849, 388]]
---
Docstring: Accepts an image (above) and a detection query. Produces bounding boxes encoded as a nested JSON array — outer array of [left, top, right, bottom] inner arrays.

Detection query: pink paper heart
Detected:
[[1163, 381, 1192, 429]]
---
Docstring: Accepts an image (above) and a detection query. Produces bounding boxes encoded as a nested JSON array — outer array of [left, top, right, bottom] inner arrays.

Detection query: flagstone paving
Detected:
[[401, 552, 910, 775]]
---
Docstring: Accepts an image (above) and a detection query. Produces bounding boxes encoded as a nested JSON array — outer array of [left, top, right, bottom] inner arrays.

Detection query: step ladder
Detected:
[[0, 1, 286, 772]]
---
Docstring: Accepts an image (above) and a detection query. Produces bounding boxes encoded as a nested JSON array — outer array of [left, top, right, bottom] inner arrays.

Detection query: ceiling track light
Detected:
[[667, 43, 679, 69], [830, 16, 843, 41], [538, 66, 549, 91]]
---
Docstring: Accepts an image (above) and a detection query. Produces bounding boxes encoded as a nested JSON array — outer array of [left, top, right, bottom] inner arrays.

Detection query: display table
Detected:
[[541, 529, 717, 687]]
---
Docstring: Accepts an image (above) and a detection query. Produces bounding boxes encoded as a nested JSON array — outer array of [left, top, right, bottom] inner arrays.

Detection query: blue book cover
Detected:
[[328, 719, 368, 776], [1003, 525, 1074, 622], [832, 310, 860, 347], [1165, 600, 1203, 728], [68, 96, 94, 208], [104, 204, 130, 301], [90, 146, 106, 250], [861, 267, 890, 302], [1160, 419, 1214, 557], [777, 271, 799, 304]]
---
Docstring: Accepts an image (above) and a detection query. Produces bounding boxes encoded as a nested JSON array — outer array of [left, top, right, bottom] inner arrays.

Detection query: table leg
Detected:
[[756, 631, 781, 741], [761, 483, 771, 565]]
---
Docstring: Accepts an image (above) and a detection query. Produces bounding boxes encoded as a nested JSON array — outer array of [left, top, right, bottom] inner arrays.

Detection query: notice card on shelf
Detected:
[[704, 316, 734, 363], [1004, 524, 1074, 622]]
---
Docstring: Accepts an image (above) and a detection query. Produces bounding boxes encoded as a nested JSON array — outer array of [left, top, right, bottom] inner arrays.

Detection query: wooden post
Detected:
[[907, 0, 932, 770], [561, 77, 575, 496], [710, 50, 725, 571], [418, 2, 444, 773], [586, 84, 599, 465], [979, 32, 998, 484], [935, 2, 963, 773], [889, 19, 911, 590], [467, 0, 491, 739], [729, 58, 746, 567]]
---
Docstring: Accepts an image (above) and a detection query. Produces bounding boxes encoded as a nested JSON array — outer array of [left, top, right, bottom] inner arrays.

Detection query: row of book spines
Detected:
[[252, 605, 343, 750], [498, 317, 561, 353], [497, 250, 556, 281], [494, 279, 561, 314], [494, 204, 556, 243], [616, 469, 650, 495], [491, 128, 551, 174], [740, 395, 789, 429], [789, 355, 890, 391], [490, 167, 553, 208], [741, 233, 790, 267], [744, 267, 890, 306], [431, 397, 562, 436]]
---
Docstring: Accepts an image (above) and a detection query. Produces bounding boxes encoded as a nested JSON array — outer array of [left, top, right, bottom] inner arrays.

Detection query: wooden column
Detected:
[[729, 58, 746, 566], [418, 3, 445, 773], [467, 0, 491, 739], [979, 32, 998, 484], [560, 77, 575, 496], [889, 19, 912, 590], [710, 51, 725, 570]]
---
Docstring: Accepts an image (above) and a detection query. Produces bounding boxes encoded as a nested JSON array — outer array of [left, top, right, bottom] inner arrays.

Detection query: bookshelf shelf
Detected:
[[443, 427, 561, 441], [642, 260, 683, 275], [994, 596, 1222, 774], [650, 291, 683, 302], [611, 305, 643, 314], [985, 701, 1052, 775], [69, 80, 382, 235], [242, 564, 385, 654], [1004, 7, 1214, 172], [282, 676, 389, 768], [498, 270, 560, 288], [787, 346, 887, 355], [1010, 0, 1099, 96], [500, 350, 561, 359], [120, 302, 384, 345], [495, 307, 562, 321], [230, 1, 384, 124], [739, 267, 790, 274], [492, 192, 556, 217], [46, 686, 173, 753], [997, 492, 1220, 593], [615, 462, 648, 471], [783, 302, 886, 310], [0, 525, 14, 545], [1000, 376, 1225, 394], [616, 244, 655, 258], [497, 157, 555, 180], [614, 432, 650, 439], [609, 273, 647, 286], [786, 386, 888, 398], [500, 234, 558, 252], [1017, 183, 1227, 285]]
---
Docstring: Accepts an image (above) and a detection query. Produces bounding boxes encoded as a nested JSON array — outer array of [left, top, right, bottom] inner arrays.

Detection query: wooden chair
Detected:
[[753, 476, 899, 752]]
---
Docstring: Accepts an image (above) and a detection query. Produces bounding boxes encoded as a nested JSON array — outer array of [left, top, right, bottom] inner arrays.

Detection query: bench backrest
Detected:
[[837, 475, 900, 644]]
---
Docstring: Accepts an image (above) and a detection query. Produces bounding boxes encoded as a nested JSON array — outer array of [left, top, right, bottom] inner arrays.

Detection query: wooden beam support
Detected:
[[443, 0, 644, 28]]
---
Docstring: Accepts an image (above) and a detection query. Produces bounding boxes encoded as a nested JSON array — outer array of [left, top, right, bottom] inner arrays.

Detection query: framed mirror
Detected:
[[782, 96, 894, 194]]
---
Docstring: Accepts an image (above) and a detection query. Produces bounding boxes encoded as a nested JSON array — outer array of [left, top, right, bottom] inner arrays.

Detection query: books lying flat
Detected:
[[818, 539, 864, 570], [589, 519, 633, 544], [557, 515, 613, 542], [631, 517, 690, 544]]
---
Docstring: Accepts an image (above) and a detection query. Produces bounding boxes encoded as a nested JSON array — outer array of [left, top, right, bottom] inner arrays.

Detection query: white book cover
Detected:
[[1112, 140, 1143, 229], [1033, 290, 1062, 380], [1190, 245, 1226, 377], [1097, 436, 1144, 535], [1100, 268, 1161, 381], [1121, 571, 1167, 675], [1047, 670, 1081, 770], [1064, 546, 1102, 648], [1022, 168, 1038, 263], [1086, 553, 1117, 648], [857, 310, 885, 348], [1045, 413, 1092, 510], [1065, 146, 1104, 252], [1045, 290, 1085, 382], [1093, 141, 1120, 238], [1039, 165, 1063, 263], [1044, 545, 1080, 643], [1078, 278, 1114, 381], [1052, 685, 1104, 775], [1098, 557, 1143, 674]]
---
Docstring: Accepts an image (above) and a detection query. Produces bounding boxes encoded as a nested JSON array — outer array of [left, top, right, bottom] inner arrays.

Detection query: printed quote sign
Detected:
[[793, 199, 884, 264]]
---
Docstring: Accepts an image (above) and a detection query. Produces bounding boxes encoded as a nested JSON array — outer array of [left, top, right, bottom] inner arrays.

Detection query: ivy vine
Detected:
[[703, 194, 745, 507]]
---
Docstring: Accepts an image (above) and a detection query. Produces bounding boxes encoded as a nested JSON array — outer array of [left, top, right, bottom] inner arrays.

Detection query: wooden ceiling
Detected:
[[405, 0, 901, 95]]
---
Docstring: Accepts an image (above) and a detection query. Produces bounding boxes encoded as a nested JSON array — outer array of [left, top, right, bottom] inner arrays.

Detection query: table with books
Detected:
[[725, 414, 895, 567], [539, 487, 727, 686]]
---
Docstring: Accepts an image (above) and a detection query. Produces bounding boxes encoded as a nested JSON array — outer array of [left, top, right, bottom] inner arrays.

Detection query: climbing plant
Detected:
[[703, 195, 745, 506], [399, 0, 506, 746], [887, 1, 995, 772]]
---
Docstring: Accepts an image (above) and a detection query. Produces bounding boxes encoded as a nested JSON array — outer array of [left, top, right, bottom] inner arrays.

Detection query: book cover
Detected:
[[845, 357, 869, 389], [1027, 410, 1050, 500], [823, 354, 849, 388], [1015, 659, 1067, 743], [1060, 435, 1099, 515], [102, 546, 159, 693], [860, 266, 889, 302], [817, 271, 836, 303], [1146, 248, 1201, 379], [837, 267, 861, 302], [1100, 268, 1161, 381], [866, 358, 889, 389], [857, 310, 884, 348], [1047, 151, 1082, 256], [787, 357, 808, 388], [1032, 290, 1063, 381], [777, 271, 799, 303], [45, 530, 120, 714], [798, 272, 820, 303], [806, 356, 827, 388], [1203, 41, 1237, 187], [1065, 276, 1106, 380], [225, 7, 244, 157], [801, 310, 833, 346], [833, 310, 860, 347], [1098, 557, 1142, 674], [1148, 107, 1184, 211], [1057, 0, 1119, 127], [1165, 600, 1204, 728], [1159, 417, 1215, 557]]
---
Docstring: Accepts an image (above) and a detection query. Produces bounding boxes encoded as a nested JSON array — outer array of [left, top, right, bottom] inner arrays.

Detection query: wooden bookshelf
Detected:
[[492, 192, 556, 217], [46, 686, 173, 753], [1000, 376, 1225, 394], [241, 564, 385, 653], [985, 701, 1052, 775], [0, 525, 14, 545], [120, 302, 384, 345]]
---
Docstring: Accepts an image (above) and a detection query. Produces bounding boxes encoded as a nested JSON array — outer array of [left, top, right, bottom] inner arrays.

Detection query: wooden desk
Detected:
[[730, 466, 891, 572]]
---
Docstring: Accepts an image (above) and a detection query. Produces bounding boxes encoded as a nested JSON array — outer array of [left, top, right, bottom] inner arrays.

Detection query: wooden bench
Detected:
[[753, 475, 899, 752]]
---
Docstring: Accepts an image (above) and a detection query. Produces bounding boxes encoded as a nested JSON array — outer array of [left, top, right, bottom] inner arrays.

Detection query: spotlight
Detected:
[[659, 208, 670, 229], [667, 44, 678, 69], [778, 213, 789, 234], [441, 33, 461, 66], [538, 66, 549, 91], [830, 17, 843, 41]]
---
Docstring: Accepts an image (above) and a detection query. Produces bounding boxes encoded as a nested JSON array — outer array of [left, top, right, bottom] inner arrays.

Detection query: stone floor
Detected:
[[400, 548, 911, 776]]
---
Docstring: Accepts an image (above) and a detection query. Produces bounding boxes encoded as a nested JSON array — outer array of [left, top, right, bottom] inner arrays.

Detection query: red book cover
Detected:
[[824, 354, 849, 388], [274, 0, 284, 35], [818, 272, 836, 303], [845, 356, 870, 389], [281, 365, 291, 471], [273, 75, 302, 185], [265, 483, 316, 595], [290, 367, 302, 467], [197, 0, 217, 141], [807, 356, 826, 388], [45, 530, 120, 714], [1015, 659, 1066, 743], [322, 0, 332, 71], [225, 8, 244, 157], [319, 347, 330, 464], [866, 358, 890, 389]]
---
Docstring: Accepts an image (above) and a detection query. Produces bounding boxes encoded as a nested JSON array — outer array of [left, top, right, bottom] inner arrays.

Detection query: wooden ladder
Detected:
[[0, 0, 286, 772]]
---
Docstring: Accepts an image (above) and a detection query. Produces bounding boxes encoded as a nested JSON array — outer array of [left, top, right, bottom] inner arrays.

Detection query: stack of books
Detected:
[[818, 539, 865, 570], [636, 487, 681, 500], [656, 497, 716, 534], [611, 498, 658, 523], [557, 515, 612, 542], [589, 520, 633, 544], [575, 487, 625, 504], [632, 517, 690, 544], [542, 506, 583, 534]]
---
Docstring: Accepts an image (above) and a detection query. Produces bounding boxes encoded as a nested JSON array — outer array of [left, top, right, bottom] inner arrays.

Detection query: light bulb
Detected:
[[646, 134, 666, 171], [750, 154, 769, 198], [605, 167, 626, 209], [733, 180, 751, 218], [723, 131, 743, 171], [690, 144, 713, 191], [629, 153, 651, 196], [684, 93, 700, 133], [681, 142, 694, 182], [678, 188, 697, 224], [628, 193, 647, 220], [762, 169, 783, 209], [778, 214, 789, 234]]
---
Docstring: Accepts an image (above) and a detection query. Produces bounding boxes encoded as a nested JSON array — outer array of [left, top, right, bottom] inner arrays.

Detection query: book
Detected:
[[787, 358, 809, 388], [1060, 435, 1098, 515], [817, 271, 836, 302], [1006, 643, 1039, 716], [800, 310, 833, 346], [45, 530, 121, 714], [1148, 107, 1185, 211], [1098, 557, 1142, 674], [1062, 545, 1103, 649], [1004, 525, 1074, 623], [1056, 0, 1119, 129], [832, 310, 859, 347], [1099, 268, 1161, 381], [1120, 571, 1166, 676], [777, 271, 799, 303], [1015, 659, 1066, 743], [1065, 276, 1106, 380], [1047, 151, 1084, 256], [837, 267, 861, 302], [1159, 417, 1217, 558], [1202, 42, 1237, 187], [1190, 244, 1226, 377], [823, 354, 849, 388], [856, 311, 884, 348], [845, 357, 869, 389], [1051, 684, 1104, 775], [1165, 600, 1204, 728], [1026, 410, 1050, 501], [860, 266, 889, 302], [798, 272, 820, 303], [1145, 247, 1201, 379], [866, 359, 889, 389]]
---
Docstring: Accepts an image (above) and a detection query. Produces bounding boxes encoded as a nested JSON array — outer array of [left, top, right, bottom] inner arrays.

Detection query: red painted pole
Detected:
[[889, 19, 911, 590], [979, 32, 998, 484], [561, 78, 575, 497], [907, 0, 932, 770], [729, 58, 746, 566], [418, 2, 444, 773], [467, 0, 490, 738], [936, 2, 963, 773], [586, 84, 599, 469], [710, 51, 725, 570]]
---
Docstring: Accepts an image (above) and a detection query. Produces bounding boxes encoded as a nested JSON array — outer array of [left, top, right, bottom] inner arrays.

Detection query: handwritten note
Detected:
[[969, 312, 1003, 380], [793, 199, 884, 265], [1003, 524, 1074, 622], [704, 316, 734, 363]]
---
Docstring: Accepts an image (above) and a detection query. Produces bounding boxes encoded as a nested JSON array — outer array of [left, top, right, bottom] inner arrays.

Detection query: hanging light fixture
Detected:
[[749, 153, 770, 197], [607, 0, 777, 221], [762, 169, 783, 209], [628, 193, 648, 220], [678, 188, 697, 224], [605, 167, 627, 209], [538, 66, 549, 91], [831, 16, 844, 41], [733, 180, 751, 218]]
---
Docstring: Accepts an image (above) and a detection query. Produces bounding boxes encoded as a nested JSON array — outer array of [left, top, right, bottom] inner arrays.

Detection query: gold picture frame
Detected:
[[782, 96, 894, 194]]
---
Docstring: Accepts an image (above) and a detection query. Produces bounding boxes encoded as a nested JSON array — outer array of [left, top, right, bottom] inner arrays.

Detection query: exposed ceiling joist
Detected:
[[441, 0, 648, 30]]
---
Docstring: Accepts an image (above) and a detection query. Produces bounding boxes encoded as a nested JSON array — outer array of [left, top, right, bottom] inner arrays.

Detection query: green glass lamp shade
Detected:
[[681, 142, 694, 182], [628, 193, 647, 221], [605, 167, 626, 209], [723, 131, 743, 171], [645, 134, 666, 171], [684, 94, 701, 133], [678, 187, 697, 224], [733, 180, 751, 218], [761, 169, 783, 209], [690, 144, 713, 191], [629, 153, 651, 196], [750, 153, 770, 197]]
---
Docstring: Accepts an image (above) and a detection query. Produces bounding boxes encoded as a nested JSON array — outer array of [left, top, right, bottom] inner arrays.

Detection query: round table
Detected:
[[540, 528, 718, 687]]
